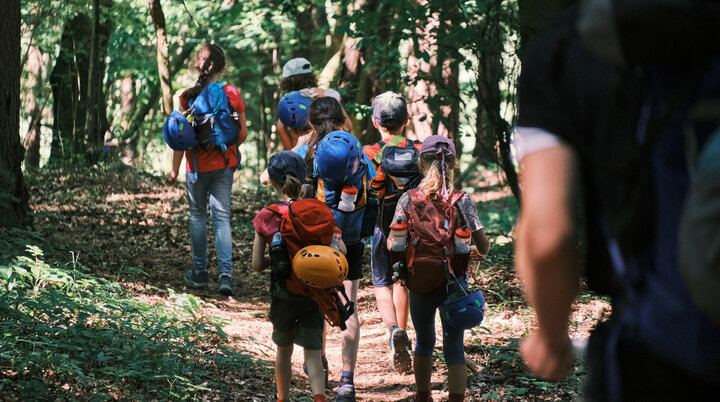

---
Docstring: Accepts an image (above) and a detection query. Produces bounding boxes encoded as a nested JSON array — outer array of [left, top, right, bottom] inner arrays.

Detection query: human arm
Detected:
[[471, 229, 490, 256], [515, 144, 579, 380], [166, 150, 185, 184], [237, 111, 248, 146], [277, 120, 293, 150], [252, 232, 272, 272]]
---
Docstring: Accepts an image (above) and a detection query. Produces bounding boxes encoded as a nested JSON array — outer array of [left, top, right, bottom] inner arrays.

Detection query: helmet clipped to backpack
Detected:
[[293, 245, 349, 288], [439, 276, 486, 330], [315, 131, 362, 186], [278, 91, 312, 129], [163, 111, 199, 151]]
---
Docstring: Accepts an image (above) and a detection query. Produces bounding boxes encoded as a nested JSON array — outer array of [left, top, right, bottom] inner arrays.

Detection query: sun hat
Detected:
[[282, 57, 313, 78], [268, 151, 308, 186]]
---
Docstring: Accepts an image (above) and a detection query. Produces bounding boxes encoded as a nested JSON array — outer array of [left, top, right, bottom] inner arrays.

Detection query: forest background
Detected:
[[1, 0, 606, 400]]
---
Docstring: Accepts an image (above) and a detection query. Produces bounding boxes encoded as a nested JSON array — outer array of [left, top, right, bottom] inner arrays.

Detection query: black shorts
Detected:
[[269, 292, 324, 349], [345, 242, 365, 281]]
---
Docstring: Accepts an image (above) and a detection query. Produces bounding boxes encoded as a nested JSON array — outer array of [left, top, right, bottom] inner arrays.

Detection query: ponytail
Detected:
[[306, 97, 345, 165], [418, 152, 456, 199], [182, 43, 226, 102], [282, 175, 304, 200]]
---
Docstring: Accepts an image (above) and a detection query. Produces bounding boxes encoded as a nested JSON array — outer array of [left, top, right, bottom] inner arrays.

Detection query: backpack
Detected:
[[403, 189, 468, 295], [266, 198, 355, 330], [372, 137, 422, 235], [189, 82, 240, 152]]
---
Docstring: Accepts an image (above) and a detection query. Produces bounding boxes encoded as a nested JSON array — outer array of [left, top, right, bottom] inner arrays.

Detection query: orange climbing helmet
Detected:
[[292, 245, 348, 289]]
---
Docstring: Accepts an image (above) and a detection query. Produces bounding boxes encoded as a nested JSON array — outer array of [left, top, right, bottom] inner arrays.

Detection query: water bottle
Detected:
[[454, 228, 472, 254], [389, 222, 409, 252], [269, 232, 291, 281], [330, 228, 343, 249], [338, 186, 358, 212]]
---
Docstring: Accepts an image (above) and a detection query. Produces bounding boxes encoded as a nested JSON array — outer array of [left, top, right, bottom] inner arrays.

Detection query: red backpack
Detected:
[[404, 189, 468, 294], [266, 198, 355, 330]]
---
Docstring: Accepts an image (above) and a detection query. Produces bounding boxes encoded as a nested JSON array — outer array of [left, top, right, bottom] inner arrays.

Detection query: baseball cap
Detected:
[[371, 91, 408, 130], [278, 91, 312, 129], [282, 57, 313, 78], [267, 151, 308, 186], [420, 135, 456, 157]]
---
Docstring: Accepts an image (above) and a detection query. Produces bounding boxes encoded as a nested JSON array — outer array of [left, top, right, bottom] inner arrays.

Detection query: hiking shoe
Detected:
[[218, 274, 234, 296], [390, 327, 412, 374], [334, 379, 355, 401], [303, 354, 329, 386], [185, 269, 208, 288]]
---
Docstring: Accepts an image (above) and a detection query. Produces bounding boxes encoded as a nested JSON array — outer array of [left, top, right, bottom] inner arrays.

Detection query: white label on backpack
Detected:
[[394, 152, 413, 161], [443, 219, 449, 230]]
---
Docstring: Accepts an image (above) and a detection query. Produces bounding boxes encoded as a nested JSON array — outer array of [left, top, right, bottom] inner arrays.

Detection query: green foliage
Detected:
[[0, 228, 260, 400]]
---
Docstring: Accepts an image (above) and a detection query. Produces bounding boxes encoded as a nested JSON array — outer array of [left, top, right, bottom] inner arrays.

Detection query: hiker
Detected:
[[166, 43, 247, 296], [314, 131, 372, 402], [252, 151, 336, 402], [390, 135, 490, 402], [514, 4, 720, 400], [361, 92, 421, 374], [277, 57, 352, 149]]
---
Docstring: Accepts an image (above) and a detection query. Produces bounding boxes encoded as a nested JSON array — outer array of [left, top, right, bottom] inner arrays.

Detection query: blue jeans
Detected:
[[409, 276, 467, 365], [185, 167, 233, 277]]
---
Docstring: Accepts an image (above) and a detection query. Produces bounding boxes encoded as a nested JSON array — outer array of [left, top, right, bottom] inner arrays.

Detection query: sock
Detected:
[[389, 325, 399, 335], [313, 394, 327, 402], [340, 370, 354, 384]]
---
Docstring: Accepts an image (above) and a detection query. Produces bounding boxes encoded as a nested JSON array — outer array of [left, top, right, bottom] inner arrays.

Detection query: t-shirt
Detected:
[[179, 84, 246, 173], [299, 87, 341, 102], [393, 190, 484, 233]]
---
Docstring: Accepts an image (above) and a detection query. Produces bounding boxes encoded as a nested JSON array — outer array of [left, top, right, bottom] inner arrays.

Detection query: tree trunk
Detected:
[[406, 5, 438, 142], [0, 0, 30, 228], [518, 0, 577, 48], [84, 0, 113, 163], [149, 0, 173, 118], [23, 46, 43, 169], [49, 14, 91, 163]]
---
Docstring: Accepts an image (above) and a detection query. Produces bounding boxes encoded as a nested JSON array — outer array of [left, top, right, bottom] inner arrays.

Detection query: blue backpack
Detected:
[[189, 82, 240, 153]]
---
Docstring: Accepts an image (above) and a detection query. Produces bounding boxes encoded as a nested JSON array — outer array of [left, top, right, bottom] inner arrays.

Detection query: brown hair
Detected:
[[272, 175, 304, 200], [182, 43, 226, 102], [280, 73, 318, 92], [417, 152, 456, 199], [305, 97, 345, 166]]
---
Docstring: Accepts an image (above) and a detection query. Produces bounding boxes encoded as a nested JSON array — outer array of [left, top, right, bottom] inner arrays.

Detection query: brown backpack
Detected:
[[404, 189, 467, 294]]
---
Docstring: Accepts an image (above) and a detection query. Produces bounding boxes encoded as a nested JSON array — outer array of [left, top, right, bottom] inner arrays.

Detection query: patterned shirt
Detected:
[[393, 190, 484, 232]]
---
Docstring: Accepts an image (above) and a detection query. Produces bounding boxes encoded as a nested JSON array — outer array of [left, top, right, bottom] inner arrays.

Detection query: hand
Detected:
[[520, 331, 573, 381], [166, 169, 178, 184], [470, 245, 484, 261], [391, 262, 408, 282]]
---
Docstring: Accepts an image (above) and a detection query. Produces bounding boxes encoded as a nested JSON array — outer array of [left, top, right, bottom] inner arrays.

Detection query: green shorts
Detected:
[[270, 290, 324, 350]]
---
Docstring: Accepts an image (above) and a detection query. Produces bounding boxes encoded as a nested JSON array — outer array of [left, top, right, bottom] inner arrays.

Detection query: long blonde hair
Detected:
[[418, 152, 456, 199]]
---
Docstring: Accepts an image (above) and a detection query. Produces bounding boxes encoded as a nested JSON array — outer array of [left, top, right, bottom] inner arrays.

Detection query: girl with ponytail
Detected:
[[166, 43, 248, 297], [390, 135, 490, 402]]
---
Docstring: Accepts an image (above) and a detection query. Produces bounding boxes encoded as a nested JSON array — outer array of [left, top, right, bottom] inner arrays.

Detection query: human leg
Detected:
[[304, 348, 326, 397], [275, 345, 294, 400], [371, 228, 401, 329], [185, 170, 211, 286], [208, 168, 233, 275], [341, 278, 360, 373], [409, 290, 441, 395], [393, 281, 409, 329]]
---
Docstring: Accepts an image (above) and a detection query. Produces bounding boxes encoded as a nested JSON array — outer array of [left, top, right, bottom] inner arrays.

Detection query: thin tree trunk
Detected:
[[0, 0, 30, 228], [406, 5, 438, 142], [23, 46, 43, 169], [149, 0, 173, 118], [84, 0, 113, 163]]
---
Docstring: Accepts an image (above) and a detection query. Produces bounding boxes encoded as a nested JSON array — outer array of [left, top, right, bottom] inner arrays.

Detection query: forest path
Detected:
[[30, 168, 602, 401]]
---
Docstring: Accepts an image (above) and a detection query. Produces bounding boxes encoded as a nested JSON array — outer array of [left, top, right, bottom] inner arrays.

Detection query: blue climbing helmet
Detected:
[[278, 91, 312, 129], [314, 131, 362, 186], [439, 287, 485, 330], [163, 110, 198, 151]]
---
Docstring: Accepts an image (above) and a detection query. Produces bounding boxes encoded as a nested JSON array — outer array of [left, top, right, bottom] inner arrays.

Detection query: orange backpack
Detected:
[[266, 198, 355, 330]]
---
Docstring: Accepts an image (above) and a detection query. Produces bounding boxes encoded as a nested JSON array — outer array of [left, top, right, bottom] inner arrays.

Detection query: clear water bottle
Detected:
[[454, 228, 472, 254], [330, 228, 343, 249], [389, 222, 409, 252], [338, 186, 358, 212]]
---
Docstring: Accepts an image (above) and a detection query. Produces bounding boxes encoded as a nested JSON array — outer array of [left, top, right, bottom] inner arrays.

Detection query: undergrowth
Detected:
[[0, 227, 259, 400]]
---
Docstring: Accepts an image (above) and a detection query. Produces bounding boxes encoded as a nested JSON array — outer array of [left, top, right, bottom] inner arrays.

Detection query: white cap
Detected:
[[282, 57, 313, 78]]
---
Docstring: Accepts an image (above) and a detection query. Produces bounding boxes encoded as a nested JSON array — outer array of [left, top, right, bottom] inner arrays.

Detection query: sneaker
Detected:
[[185, 269, 208, 288], [303, 354, 329, 386], [218, 274, 234, 296], [390, 327, 412, 374], [334, 378, 355, 402]]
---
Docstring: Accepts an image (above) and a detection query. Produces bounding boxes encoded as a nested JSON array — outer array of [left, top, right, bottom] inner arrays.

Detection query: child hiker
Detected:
[[362, 91, 420, 374], [390, 136, 490, 402], [277, 57, 353, 149], [166, 43, 247, 296], [252, 151, 333, 402]]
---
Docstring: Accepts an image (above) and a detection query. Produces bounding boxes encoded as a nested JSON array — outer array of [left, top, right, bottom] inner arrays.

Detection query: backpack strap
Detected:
[[373, 135, 405, 166], [266, 202, 289, 217], [189, 148, 199, 181]]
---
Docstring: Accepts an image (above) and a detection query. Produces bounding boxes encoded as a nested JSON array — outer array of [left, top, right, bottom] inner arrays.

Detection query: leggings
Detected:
[[409, 276, 467, 365]]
